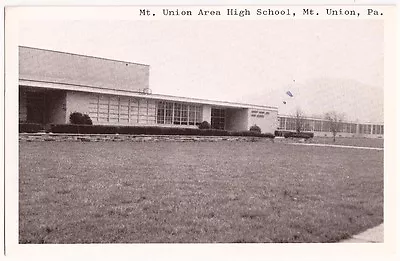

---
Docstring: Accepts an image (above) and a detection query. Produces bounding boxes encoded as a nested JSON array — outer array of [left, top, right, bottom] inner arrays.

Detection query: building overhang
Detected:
[[19, 79, 278, 112]]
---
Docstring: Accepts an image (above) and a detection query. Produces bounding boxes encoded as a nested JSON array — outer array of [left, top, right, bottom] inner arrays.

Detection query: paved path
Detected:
[[340, 224, 384, 243], [286, 142, 383, 151]]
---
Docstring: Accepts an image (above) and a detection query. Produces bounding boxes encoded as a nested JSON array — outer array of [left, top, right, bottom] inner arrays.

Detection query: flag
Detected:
[[286, 91, 293, 97]]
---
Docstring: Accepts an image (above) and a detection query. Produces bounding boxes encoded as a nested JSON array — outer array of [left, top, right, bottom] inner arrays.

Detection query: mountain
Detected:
[[238, 78, 384, 123]]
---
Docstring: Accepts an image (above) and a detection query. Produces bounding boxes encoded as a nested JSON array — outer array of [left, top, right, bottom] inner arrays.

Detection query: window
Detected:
[[211, 108, 226, 130], [350, 124, 357, 133], [303, 119, 312, 131], [157, 101, 202, 126], [343, 123, 355, 133], [189, 108, 195, 125], [157, 102, 165, 124], [195, 106, 202, 124], [373, 124, 384, 135], [165, 102, 173, 124], [119, 97, 129, 124], [314, 121, 322, 132], [358, 124, 372, 134], [279, 117, 286, 129], [89, 94, 156, 124], [342, 123, 349, 133], [374, 125, 378, 134], [286, 118, 296, 131], [322, 121, 331, 132], [366, 125, 371, 134], [173, 103, 181, 124]]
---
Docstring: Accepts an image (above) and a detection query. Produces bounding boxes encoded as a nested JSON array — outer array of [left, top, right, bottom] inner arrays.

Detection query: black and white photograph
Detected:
[[3, 2, 399, 260]]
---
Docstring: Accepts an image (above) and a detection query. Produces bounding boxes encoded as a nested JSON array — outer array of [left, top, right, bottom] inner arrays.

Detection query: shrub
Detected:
[[50, 124, 80, 134], [261, 133, 275, 139], [49, 124, 275, 139], [198, 121, 211, 130], [49, 124, 275, 138], [284, 132, 314, 139], [249, 124, 261, 133], [19, 123, 43, 133], [69, 112, 93, 125], [275, 130, 292, 137], [230, 131, 255, 137], [82, 114, 93, 125]]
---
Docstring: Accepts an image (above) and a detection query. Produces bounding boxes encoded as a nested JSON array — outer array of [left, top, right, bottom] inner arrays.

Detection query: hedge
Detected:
[[275, 130, 292, 137], [49, 124, 275, 138], [19, 123, 43, 133], [283, 131, 314, 139]]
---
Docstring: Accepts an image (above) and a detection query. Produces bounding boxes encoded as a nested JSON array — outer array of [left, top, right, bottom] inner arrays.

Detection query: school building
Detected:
[[278, 115, 384, 139], [19, 46, 383, 138], [19, 46, 278, 134]]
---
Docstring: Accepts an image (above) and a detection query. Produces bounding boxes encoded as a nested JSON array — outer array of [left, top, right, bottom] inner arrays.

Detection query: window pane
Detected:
[[174, 105, 181, 124], [181, 105, 188, 125], [157, 102, 165, 124]]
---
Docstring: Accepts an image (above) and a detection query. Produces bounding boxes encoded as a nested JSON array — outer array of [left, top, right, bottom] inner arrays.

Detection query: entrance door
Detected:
[[211, 108, 226, 130], [26, 91, 46, 124]]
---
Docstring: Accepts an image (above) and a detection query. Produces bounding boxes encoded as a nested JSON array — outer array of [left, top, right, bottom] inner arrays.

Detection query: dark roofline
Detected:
[[19, 45, 150, 67]]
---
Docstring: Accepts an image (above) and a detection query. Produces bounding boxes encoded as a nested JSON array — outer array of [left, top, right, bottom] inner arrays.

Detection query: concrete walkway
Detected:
[[286, 142, 383, 151], [340, 224, 384, 243]]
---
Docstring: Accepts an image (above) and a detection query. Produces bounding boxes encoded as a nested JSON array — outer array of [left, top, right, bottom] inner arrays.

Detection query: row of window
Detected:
[[89, 95, 156, 124], [372, 125, 384, 135], [156, 101, 202, 126], [361, 124, 384, 135], [358, 124, 372, 135], [89, 95, 204, 126], [278, 117, 383, 134]]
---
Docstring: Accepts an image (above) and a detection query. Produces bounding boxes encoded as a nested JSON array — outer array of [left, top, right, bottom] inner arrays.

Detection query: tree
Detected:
[[325, 111, 344, 142], [294, 108, 306, 133]]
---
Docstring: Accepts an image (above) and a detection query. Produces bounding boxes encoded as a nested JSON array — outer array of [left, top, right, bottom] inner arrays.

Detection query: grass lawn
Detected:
[[19, 141, 383, 243], [309, 136, 384, 148]]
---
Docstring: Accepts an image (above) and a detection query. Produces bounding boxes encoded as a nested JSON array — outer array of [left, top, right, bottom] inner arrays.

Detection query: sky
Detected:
[[19, 18, 384, 123]]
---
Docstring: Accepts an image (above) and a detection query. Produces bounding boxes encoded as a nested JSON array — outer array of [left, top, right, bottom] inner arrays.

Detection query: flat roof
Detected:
[[19, 46, 277, 111], [19, 46, 150, 94], [20, 46, 150, 67]]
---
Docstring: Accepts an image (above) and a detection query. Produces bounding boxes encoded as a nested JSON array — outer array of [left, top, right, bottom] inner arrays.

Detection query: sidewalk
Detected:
[[340, 224, 384, 243], [286, 142, 383, 151]]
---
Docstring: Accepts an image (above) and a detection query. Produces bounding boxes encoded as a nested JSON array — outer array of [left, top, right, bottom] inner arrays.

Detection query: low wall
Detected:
[[19, 133, 274, 143]]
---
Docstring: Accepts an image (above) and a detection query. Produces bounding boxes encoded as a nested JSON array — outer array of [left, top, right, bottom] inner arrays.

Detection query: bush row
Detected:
[[48, 124, 275, 138], [274, 130, 292, 137], [19, 123, 43, 133], [283, 131, 314, 139]]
